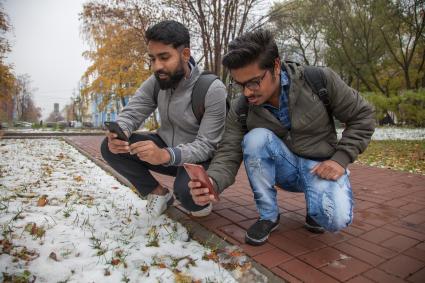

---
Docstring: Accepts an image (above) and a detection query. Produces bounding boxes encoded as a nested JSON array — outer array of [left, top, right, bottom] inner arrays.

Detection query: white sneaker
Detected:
[[191, 203, 212, 217], [146, 190, 174, 217]]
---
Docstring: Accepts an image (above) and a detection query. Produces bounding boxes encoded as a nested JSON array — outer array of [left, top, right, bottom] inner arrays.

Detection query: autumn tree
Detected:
[[166, 0, 269, 81], [271, 0, 424, 95], [80, 0, 159, 111], [378, 0, 425, 90], [14, 74, 41, 123], [269, 0, 324, 66], [0, 3, 17, 122]]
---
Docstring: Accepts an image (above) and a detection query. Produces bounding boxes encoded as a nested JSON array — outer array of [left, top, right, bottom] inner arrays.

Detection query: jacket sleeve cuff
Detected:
[[209, 176, 221, 194], [116, 121, 132, 136], [331, 150, 352, 169], [163, 147, 181, 166]]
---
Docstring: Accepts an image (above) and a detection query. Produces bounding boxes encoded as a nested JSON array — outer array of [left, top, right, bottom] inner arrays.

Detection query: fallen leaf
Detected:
[[37, 195, 48, 207], [158, 263, 166, 268], [111, 258, 120, 266], [73, 175, 83, 182], [49, 252, 58, 261]]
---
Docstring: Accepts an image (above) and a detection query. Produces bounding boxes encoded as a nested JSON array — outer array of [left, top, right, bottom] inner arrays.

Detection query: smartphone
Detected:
[[104, 121, 129, 142], [183, 163, 219, 201]]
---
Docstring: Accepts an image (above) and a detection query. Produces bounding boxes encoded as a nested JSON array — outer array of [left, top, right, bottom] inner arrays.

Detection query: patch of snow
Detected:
[[0, 139, 240, 282], [337, 127, 425, 140]]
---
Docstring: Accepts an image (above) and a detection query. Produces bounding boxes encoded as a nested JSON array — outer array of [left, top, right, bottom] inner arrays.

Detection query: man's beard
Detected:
[[154, 64, 185, 90]]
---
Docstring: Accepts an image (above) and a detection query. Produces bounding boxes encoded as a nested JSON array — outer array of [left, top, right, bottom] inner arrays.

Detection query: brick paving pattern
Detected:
[[66, 136, 425, 282]]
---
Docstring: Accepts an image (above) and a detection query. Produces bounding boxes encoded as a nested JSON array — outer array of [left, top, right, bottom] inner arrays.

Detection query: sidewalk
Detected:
[[66, 135, 425, 282]]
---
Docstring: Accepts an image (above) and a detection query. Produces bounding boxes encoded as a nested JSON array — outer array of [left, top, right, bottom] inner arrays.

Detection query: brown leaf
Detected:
[[49, 252, 58, 261], [37, 195, 48, 207], [158, 263, 166, 268], [1, 239, 13, 254], [111, 258, 120, 266], [73, 175, 83, 182]]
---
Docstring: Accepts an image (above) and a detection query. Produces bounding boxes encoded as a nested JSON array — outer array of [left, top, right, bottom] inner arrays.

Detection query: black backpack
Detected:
[[236, 65, 334, 128], [153, 71, 230, 124]]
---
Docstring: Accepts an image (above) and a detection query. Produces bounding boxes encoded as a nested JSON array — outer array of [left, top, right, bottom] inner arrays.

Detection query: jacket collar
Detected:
[[173, 56, 202, 92]]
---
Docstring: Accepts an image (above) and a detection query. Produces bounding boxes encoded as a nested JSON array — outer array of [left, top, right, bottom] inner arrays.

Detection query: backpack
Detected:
[[153, 71, 230, 124], [236, 65, 334, 129]]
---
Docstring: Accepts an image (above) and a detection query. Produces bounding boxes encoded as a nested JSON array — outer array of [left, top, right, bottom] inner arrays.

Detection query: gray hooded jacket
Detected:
[[117, 63, 227, 165]]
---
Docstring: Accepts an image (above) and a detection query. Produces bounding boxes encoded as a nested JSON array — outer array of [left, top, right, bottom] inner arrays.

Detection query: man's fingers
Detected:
[[188, 181, 201, 190], [310, 163, 320, 173], [191, 188, 209, 197], [130, 142, 154, 155], [209, 194, 218, 202], [194, 194, 211, 204]]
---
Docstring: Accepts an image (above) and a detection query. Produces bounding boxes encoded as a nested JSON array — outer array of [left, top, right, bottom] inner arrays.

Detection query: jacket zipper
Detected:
[[167, 89, 175, 146]]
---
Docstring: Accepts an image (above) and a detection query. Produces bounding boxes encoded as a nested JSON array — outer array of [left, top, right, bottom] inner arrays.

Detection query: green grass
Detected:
[[356, 140, 425, 175]]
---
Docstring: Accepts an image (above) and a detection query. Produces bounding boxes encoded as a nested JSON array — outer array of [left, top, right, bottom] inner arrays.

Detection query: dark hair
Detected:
[[145, 20, 190, 48], [222, 29, 279, 70]]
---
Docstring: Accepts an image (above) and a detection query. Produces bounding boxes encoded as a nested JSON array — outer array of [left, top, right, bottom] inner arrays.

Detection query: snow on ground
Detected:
[[0, 139, 253, 283], [337, 127, 425, 140]]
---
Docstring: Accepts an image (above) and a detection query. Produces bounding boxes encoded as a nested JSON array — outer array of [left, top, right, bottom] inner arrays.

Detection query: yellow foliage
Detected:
[[81, 14, 153, 111]]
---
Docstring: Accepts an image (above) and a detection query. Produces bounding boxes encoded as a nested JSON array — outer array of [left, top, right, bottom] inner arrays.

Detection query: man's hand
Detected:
[[129, 140, 170, 165], [311, 160, 345, 181], [107, 131, 130, 154], [188, 178, 218, 206]]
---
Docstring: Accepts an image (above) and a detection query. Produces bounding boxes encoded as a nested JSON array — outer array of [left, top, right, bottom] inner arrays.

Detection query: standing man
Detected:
[[189, 29, 375, 245], [101, 21, 227, 218]]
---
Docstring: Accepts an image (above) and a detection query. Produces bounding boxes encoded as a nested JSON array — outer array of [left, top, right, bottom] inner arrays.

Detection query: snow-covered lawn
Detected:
[[0, 139, 257, 282], [337, 127, 425, 140]]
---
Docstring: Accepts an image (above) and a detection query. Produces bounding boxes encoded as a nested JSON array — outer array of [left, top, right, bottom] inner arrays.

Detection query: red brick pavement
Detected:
[[66, 136, 425, 282]]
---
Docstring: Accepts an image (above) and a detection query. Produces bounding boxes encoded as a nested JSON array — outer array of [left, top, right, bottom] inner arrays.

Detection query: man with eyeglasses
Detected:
[[188, 29, 375, 245], [101, 20, 227, 218]]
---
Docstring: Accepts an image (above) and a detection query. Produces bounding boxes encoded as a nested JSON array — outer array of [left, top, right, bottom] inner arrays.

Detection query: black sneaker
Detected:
[[304, 215, 325, 234], [245, 214, 280, 246]]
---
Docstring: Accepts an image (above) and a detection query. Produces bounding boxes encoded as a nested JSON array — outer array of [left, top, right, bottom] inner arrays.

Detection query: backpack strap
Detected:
[[191, 71, 219, 123], [234, 95, 249, 130], [303, 66, 335, 129]]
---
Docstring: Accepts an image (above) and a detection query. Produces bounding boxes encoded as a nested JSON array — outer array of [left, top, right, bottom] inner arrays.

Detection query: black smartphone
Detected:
[[104, 121, 129, 142]]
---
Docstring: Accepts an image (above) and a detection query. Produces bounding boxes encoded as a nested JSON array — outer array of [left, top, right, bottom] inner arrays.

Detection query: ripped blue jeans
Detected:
[[242, 128, 353, 232]]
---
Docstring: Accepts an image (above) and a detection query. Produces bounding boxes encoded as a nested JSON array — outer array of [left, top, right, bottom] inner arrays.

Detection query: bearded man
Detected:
[[101, 20, 227, 218]]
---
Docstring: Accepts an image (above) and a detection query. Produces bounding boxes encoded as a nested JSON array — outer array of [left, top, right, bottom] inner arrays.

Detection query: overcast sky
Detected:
[[4, 0, 89, 119]]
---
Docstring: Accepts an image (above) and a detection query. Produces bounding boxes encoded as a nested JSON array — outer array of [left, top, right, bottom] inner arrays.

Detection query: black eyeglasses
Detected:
[[231, 70, 268, 91]]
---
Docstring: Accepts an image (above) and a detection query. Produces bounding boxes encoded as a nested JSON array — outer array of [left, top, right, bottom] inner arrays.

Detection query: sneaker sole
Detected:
[[190, 203, 212, 218], [245, 224, 279, 246], [304, 222, 325, 234]]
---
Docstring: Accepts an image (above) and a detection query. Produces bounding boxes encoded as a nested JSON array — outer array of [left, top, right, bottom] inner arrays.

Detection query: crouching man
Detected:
[[101, 21, 227, 218], [189, 29, 375, 245]]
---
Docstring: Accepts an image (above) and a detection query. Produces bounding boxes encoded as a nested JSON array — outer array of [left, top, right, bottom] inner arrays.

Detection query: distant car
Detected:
[[0, 122, 8, 129], [57, 121, 68, 129], [82, 121, 93, 128], [45, 122, 56, 128], [13, 121, 32, 128]]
